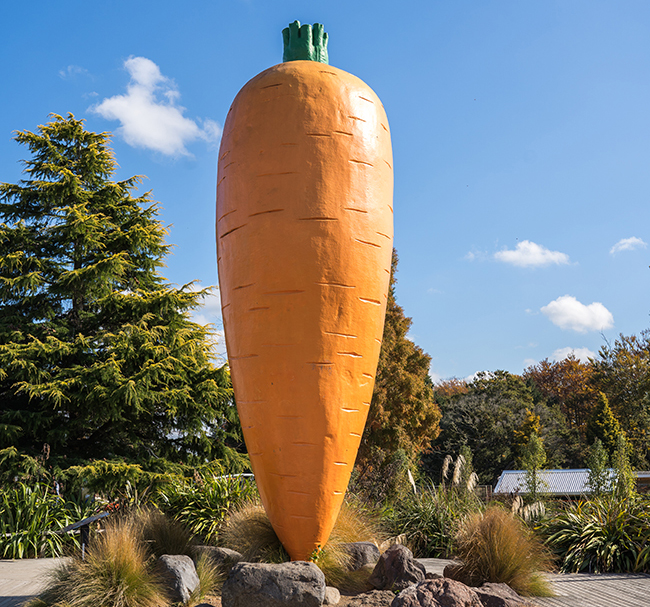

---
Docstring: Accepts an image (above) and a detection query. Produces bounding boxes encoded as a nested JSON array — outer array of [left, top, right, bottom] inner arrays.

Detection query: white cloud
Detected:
[[551, 347, 595, 363], [464, 249, 489, 262], [494, 240, 569, 268], [91, 56, 221, 156], [59, 65, 89, 79], [541, 295, 613, 333], [610, 237, 647, 255]]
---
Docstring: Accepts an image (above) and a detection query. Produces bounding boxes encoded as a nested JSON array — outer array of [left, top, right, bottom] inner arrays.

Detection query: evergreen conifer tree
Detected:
[[357, 250, 441, 466], [0, 114, 238, 467], [585, 392, 624, 459], [612, 433, 636, 499], [586, 438, 611, 496], [520, 432, 547, 503]]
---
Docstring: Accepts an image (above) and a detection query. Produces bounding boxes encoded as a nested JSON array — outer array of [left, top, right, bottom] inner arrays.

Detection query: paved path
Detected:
[[0, 558, 69, 607], [418, 559, 650, 607], [535, 572, 650, 607], [2, 557, 650, 607]]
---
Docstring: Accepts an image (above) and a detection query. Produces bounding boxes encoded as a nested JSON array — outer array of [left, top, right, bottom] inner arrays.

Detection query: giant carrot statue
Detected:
[[216, 21, 393, 561]]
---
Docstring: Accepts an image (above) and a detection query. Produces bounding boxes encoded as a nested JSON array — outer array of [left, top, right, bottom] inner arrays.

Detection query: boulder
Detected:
[[194, 545, 243, 572], [345, 589, 396, 606], [390, 578, 483, 607], [474, 583, 538, 607], [344, 542, 381, 570], [369, 544, 426, 591], [378, 535, 408, 552], [221, 561, 326, 607], [324, 585, 341, 605], [157, 554, 200, 604], [444, 563, 483, 587]]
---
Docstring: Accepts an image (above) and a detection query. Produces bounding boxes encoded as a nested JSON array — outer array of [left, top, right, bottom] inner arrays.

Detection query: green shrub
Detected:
[[543, 493, 650, 573], [453, 506, 554, 597]]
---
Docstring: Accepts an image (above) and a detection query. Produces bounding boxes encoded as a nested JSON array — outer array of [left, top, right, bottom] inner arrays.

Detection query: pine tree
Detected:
[[357, 250, 441, 467], [513, 408, 542, 462], [612, 433, 636, 499], [585, 392, 624, 459], [520, 432, 547, 503], [0, 114, 238, 468]]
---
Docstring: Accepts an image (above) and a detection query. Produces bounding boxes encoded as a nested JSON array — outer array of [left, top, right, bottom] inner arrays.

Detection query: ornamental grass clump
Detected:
[[134, 507, 195, 558], [453, 506, 554, 597], [28, 511, 222, 607], [218, 501, 289, 563], [387, 454, 483, 558], [219, 498, 386, 592], [33, 517, 168, 607]]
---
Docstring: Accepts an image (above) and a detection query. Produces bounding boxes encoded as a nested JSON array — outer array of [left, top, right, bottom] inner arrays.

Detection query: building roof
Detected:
[[493, 469, 617, 496]]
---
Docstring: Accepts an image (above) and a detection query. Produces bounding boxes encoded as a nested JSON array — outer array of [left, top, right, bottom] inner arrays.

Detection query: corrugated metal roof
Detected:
[[493, 469, 617, 495]]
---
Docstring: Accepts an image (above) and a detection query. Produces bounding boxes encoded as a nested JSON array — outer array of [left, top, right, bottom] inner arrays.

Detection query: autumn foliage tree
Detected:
[[524, 356, 598, 439], [0, 115, 238, 469]]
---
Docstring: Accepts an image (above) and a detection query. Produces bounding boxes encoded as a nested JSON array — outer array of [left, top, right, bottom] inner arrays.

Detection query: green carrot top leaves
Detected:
[[282, 21, 329, 64]]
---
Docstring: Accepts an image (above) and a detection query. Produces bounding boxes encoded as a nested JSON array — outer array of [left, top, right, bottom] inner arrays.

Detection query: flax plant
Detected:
[[156, 470, 256, 544], [0, 483, 93, 558], [543, 493, 650, 573]]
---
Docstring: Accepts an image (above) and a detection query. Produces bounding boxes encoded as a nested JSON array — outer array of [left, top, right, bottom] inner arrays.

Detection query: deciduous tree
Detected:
[[524, 355, 598, 438]]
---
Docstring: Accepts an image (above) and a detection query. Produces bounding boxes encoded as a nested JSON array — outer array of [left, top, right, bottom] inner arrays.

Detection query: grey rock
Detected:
[[369, 544, 426, 591], [221, 561, 326, 607], [344, 542, 381, 570], [475, 583, 538, 607], [157, 554, 200, 604], [324, 585, 341, 605], [346, 589, 396, 606], [444, 563, 483, 587], [390, 578, 483, 607], [194, 545, 243, 572]]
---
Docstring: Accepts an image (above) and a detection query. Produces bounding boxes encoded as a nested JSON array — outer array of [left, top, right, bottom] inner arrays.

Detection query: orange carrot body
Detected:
[[216, 60, 393, 561]]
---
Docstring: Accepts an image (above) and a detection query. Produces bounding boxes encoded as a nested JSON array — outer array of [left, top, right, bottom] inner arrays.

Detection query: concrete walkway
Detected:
[[0, 558, 69, 607], [2, 557, 650, 607]]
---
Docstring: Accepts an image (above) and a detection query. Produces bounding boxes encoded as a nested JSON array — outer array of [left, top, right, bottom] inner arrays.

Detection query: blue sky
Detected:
[[1, 1, 649, 381]]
